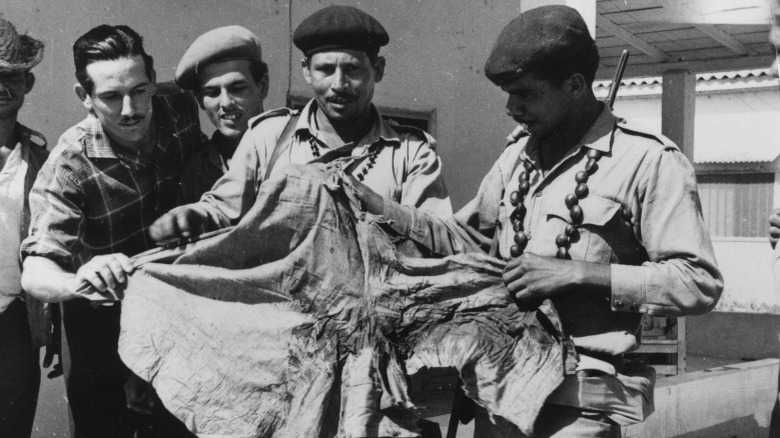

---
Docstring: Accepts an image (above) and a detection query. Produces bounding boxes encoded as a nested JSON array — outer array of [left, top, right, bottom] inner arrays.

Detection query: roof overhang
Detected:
[[595, 0, 777, 79]]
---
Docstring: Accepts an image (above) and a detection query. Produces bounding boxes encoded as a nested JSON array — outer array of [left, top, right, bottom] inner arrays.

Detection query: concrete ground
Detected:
[[31, 356, 69, 437], [29, 355, 777, 438]]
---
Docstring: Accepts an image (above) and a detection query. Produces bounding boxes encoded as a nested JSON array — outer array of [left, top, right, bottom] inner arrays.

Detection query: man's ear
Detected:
[[23, 72, 35, 94], [258, 73, 269, 100], [301, 58, 312, 85], [148, 70, 157, 95], [373, 56, 386, 83], [74, 83, 93, 112], [194, 91, 205, 110], [566, 72, 587, 98]]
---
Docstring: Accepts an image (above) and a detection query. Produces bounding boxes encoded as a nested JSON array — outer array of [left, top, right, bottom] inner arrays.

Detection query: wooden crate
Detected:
[[625, 315, 686, 375]]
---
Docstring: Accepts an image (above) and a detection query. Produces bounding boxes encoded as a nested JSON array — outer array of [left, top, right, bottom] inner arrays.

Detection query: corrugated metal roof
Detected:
[[593, 67, 778, 89], [594, 72, 780, 165]]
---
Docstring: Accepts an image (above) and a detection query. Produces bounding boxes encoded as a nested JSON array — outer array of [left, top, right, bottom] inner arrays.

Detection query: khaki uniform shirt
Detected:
[[383, 105, 723, 423], [200, 99, 452, 225]]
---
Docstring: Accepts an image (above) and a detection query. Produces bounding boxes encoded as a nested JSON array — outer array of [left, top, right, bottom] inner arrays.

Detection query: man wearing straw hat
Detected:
[[0, 16, 50, 438]]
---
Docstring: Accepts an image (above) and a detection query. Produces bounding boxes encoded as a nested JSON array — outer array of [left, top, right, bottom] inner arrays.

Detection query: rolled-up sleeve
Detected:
[[610, 148, 723, 316], [399, 136, 452, 217], [199, 131, 265, 227], [383, 153, 507, 256], [21, 158, 84, 270]]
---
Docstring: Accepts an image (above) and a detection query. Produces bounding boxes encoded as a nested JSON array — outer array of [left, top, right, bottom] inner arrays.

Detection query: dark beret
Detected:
[[175, 25, 263, 90], [484, 5, 594, 85], [293, 5, 389, 57]]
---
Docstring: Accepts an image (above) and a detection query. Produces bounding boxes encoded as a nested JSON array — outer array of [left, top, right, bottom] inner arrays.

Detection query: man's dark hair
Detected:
[[248, 60, 268, 85], [528, 40, 600, 87], [73, 24, 155, 95]]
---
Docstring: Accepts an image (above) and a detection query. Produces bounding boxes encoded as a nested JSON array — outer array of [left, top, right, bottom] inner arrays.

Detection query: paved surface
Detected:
[[31, 357, 69, 437], [30, 355, 747, 437]]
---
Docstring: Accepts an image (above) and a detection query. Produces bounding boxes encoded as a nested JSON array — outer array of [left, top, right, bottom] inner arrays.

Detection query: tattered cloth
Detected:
[[117, 163, 572, 438]]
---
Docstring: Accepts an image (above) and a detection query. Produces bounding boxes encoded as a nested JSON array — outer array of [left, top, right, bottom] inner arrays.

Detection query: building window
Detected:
[[697, 173, 773, 238]]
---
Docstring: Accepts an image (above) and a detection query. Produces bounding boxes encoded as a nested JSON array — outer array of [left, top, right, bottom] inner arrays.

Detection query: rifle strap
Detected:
[[265, 114, 300, 179]]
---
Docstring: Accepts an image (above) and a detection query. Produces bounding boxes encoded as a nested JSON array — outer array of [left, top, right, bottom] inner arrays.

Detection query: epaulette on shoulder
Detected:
[[249, 107, 299, 129], [387, 121, 434, 144], [615, 118, 678, 151], [504, 126, 529, 150]]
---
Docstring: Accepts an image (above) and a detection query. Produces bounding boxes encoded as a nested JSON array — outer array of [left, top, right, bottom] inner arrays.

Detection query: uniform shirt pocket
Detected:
[[541, 195, 621, 263]]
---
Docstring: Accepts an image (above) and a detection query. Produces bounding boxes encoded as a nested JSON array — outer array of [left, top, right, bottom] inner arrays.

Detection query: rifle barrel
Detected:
[[606, 50, 630, 109]]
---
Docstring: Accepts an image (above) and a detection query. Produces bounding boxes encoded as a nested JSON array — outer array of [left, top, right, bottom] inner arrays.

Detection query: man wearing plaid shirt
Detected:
[[20, 25, 200, 438]]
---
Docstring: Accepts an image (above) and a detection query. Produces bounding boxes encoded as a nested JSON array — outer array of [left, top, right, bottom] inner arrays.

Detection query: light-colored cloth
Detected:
[[381, 104, 723, 423], [199, 99, 452, 227], [119, 163, 569, 437], [4, 122, 50, 349], [0, 137, 27, 313]]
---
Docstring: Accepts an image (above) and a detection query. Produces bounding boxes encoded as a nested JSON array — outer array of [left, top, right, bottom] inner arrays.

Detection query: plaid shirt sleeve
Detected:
[[20, 133, 87, 271]]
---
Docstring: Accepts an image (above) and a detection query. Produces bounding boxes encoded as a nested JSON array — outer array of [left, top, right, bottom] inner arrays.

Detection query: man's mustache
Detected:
[[326, 92, 357, 102], [118, 115, 145, 125]]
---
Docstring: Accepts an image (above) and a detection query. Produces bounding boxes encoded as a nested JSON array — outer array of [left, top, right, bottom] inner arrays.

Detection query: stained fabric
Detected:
[[118, 162, 571, 438]]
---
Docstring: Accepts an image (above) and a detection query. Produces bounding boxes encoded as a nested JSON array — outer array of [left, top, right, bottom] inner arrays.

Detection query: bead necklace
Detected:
[[308, 137, 322, 157], [311, 136, 381, 182], [508, 148, 604, 259], [353, 145, 380, 181]]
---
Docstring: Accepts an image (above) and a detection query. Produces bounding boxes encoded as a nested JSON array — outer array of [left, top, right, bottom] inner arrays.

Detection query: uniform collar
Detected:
[[296, 99, 401, 150], [520, 103, 617, 165], [206, 131, 229, 171]]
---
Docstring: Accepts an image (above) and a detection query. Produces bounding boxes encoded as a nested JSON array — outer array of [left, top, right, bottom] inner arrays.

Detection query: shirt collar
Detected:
[[520, 103, 617, 164], [206, 131, 229, 171], [295, 99, 401, 150], [9, 122, 30, 163]]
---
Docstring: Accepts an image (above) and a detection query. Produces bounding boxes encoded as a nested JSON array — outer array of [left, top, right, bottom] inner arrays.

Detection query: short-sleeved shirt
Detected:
[[200, 99, 452, 226], [21, 94, 202, 270], [0, 123, 47, 313]]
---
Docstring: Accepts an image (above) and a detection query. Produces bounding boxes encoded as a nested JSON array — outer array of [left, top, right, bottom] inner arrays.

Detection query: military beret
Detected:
[[293, 5, 389, 57], [175, 25, 263, 90], [484, 5, 594, 85]]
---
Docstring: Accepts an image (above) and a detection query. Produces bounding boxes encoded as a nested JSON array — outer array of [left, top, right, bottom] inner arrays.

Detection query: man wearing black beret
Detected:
[[346, 5, 722, 437], [150, 5, 451, 245], [175, 25, 269, 204]]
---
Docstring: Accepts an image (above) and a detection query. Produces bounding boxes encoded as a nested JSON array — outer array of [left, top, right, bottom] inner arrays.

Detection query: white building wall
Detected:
[[602, 80, 780, 314]]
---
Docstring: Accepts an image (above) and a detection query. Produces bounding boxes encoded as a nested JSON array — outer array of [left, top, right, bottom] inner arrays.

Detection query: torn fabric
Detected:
[[118, 163, 572, 437]]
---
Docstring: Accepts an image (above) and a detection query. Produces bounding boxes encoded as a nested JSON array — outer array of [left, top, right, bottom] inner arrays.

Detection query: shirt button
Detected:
[[614, 301, 624, 308]]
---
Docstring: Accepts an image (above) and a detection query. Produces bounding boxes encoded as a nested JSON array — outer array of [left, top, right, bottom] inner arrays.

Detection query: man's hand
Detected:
[[71, 253, 133, 301], [769, 208, 780, 249], [149, 204, 217, 245], [503, 253, 610, 309], [124, 374, 156, 415]]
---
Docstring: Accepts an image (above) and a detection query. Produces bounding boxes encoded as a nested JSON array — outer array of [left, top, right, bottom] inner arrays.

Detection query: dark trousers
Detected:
[[0, 298, 41, 438], [62, 300, 194, 438]]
